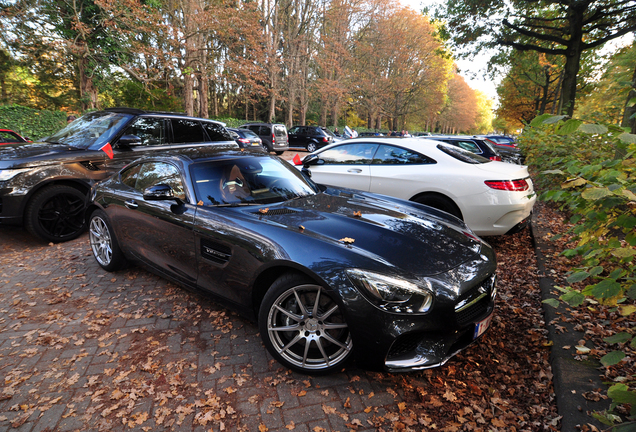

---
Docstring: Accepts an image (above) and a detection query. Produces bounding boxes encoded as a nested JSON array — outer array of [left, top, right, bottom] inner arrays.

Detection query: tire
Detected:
[[275, 151, 284, 155], [413, 194, 463, 220], [25, 185, 87, 243], [88, 209, 128, 271], [306, 142, 317, 153], [258, 273, 353, 374]]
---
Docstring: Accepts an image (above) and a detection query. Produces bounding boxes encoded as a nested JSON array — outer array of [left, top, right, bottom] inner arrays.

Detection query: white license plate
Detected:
[[473, 314, 493, 339]]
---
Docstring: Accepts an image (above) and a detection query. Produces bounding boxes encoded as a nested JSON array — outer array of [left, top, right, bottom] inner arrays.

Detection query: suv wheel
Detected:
[[25, 185, 86, 243], [306, 142, 317, 152]]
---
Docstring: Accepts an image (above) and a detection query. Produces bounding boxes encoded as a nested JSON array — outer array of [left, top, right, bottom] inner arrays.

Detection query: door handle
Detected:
[[124, 200, 138, 209], [347, 168, 362, 173]]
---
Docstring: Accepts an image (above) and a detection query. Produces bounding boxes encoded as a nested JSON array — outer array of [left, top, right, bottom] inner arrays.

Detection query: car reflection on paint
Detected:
[[86, 147, 497, 374]]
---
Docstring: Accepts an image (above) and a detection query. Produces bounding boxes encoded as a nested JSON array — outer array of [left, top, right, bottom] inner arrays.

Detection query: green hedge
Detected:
[[520, 114, 636, 429], [0, 105, 67, 140]]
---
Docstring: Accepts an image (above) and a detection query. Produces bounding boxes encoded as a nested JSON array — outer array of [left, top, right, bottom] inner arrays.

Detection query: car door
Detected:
[[307, 142, 377, 191], [288, 126, 301, 147], [108, 161, 198, 286], [368, 144, 437, 200]]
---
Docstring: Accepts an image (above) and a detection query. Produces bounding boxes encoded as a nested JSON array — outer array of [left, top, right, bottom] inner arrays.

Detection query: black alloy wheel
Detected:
[[25, 185, 86, 243], [259, 273, 353, 374]]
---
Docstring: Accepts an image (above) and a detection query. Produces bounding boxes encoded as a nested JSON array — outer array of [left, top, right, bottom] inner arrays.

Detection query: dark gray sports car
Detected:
[[86, 147, 497, 374]]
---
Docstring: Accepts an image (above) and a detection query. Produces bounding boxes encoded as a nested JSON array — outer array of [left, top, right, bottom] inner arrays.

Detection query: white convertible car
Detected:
[[296, 138, 536, 236]]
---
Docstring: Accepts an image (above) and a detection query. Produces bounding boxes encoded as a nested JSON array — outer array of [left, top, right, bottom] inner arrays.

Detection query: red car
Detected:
[[0, 129, 30, 145]]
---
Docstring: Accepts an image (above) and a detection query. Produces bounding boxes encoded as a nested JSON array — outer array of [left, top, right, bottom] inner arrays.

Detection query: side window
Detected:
[[259, 126, 271, 136], [318, 143, 379, 164], [202, 122, 233, 142], [454, 140, 481, 154], [247, 125, 260, 135], [171, 119, 205, 143], [122, 117, 165, 146], [288, 126, 299, 134], [120, 163, 143, 188], [135, 162, 186, 201], [373, 145, 435, 164]]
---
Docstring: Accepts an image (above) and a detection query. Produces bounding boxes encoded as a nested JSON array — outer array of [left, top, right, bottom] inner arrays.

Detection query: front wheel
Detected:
[[259, 273, 353, 374], [25, 185, 86, 243], [88, 209, 128, 271]]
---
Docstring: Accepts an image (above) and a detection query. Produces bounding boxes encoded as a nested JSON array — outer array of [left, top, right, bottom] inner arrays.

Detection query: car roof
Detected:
[[99, 108, 226, 125], [135, 145, 265, 164]]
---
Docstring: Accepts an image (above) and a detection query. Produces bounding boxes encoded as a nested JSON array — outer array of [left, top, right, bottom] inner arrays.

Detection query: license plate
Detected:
[[473, 313, 493, 339]]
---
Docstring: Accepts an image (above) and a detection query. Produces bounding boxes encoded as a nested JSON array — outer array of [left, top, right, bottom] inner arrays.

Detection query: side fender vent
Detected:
[[80, 161, 102, 171], [201, 239, 232, 264]]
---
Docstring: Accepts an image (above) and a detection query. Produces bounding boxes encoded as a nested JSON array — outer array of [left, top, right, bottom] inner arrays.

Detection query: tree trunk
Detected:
[[78, 55, 98, 111], [559, 7, 585, 117]]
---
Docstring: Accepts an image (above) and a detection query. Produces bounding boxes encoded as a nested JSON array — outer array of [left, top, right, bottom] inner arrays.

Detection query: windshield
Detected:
[[436, 144, 491, 164], [46, 111, 134, 149], [190, 156, 319, 206]]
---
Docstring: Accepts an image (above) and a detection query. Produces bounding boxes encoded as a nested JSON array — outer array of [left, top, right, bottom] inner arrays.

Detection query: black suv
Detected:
[[287, 125, 334, 152], [239, 123, 289, 154], [0, 108, 237, 242]]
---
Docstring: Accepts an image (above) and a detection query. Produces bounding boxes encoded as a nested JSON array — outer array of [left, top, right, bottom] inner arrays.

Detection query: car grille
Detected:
[[454, 274, 496, 327], [387, 332, 425, 358]]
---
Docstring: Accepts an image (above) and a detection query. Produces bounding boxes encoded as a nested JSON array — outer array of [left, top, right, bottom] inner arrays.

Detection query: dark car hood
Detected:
[[0, 141, 100, 169], [244, 189, 483, 276]]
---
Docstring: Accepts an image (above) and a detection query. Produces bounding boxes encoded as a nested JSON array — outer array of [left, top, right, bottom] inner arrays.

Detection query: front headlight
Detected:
[[0, 168, 31, 182], [346, 269, 433, 314]]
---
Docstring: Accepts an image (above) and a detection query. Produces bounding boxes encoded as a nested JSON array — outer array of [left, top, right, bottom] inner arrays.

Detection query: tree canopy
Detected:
[[0, 0, 490, 134]]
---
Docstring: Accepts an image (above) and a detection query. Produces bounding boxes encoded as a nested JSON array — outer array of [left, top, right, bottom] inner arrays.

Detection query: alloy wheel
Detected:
[[266, 284, 352, 371], [89, 216, 113, 266]]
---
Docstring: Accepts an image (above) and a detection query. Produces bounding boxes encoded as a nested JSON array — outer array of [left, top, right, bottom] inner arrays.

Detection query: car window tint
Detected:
[[318, 143, 379, 164], [171, 119, 205, 143], [259, 126, 271, 135], [123, 117, 165, 146], [0, 131, 20, 142], [436, 144, 490, 164], [202, 122, 233, 142], [453, 140, 481, 154], [373, 145, 435, 164], [273, 125, 287, 136], [136, 162, 186, 200], [190, 156, 317, 206], [120, 163, 143, 188], [288, 126, 299, 134], [242, 130, 259, 138]]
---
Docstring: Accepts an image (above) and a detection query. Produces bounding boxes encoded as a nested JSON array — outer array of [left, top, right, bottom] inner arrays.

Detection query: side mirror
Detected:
[[117, 134, 142, 146], [302, 154, 324, 168], [144, 184, 181, 203]]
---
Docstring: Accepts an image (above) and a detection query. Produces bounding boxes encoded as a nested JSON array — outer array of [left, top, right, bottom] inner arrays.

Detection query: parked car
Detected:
[[358, 132, 385, 137], [86, 146, 497, 374], [479, 135, 518, 148], [298, 138, 536, 236], [239, 122, 289, 154], [0, 108, 237, 243], [420, 135, 523, 164], [227, 127, 265, 150], [287, 125, 334, 152], [0, 129, 30, 145]]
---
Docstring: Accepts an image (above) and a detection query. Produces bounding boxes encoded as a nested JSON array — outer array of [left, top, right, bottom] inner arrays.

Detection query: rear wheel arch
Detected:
[[409, 192, 463, 220]]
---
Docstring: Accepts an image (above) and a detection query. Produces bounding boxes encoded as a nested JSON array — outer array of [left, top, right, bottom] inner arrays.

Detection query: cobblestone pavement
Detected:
[[2, 218, 465, 432]]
